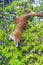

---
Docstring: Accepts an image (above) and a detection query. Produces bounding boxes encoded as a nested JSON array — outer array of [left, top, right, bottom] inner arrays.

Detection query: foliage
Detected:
[[0, 1, 43, 65]]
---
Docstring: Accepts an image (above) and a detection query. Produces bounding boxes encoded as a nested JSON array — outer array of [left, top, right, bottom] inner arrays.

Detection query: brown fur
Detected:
[[9, 13, 43, 47]]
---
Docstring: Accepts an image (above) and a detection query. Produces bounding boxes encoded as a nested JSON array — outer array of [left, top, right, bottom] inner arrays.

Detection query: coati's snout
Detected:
[[9, 31, 21, 47]]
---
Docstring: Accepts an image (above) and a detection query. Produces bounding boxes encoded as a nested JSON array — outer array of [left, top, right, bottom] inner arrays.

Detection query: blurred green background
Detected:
[[0, 0, 43, 65]]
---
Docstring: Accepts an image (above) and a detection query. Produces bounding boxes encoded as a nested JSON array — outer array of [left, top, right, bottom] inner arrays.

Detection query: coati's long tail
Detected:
[[28, 13, 43, 17]]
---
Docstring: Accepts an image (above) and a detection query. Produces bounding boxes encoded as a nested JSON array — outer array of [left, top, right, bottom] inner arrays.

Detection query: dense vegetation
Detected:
[[0, 1, 43, 65]]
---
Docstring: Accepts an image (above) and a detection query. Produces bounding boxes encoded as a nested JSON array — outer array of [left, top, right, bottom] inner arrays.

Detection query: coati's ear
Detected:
[[8, 34, 12, 41]]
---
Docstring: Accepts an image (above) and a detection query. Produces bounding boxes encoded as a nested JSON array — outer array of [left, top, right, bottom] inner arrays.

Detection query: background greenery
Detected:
[[0, 0, 43, 65]]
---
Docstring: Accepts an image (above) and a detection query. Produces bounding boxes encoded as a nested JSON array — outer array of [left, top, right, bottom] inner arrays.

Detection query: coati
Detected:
[[9, 13, 43, 47]]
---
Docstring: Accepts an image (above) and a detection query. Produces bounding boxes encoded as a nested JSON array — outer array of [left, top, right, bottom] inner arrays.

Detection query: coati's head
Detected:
[[9, 31, 21, 47]]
